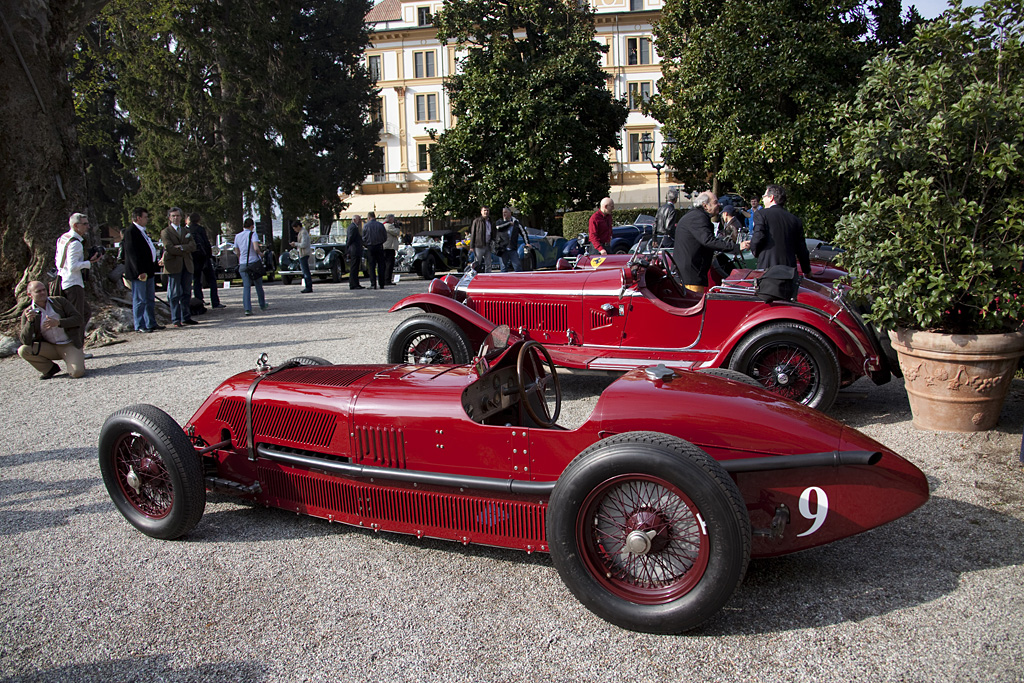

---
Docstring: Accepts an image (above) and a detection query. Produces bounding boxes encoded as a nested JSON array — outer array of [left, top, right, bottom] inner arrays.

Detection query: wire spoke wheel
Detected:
[[98, 404, 206, 539], [387, 313, 471, 365], [112, 432, 174, 518], [405, 332, 457, 364], [747, 342, 819, 403], [579, 474, 709, 604]]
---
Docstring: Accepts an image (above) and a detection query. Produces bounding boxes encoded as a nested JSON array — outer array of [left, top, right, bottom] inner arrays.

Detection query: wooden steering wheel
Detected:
[[516, 341, 562, 427]]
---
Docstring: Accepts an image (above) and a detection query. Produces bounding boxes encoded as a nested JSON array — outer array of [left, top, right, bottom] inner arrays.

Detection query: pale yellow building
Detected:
[[340, 0, 671, 229]]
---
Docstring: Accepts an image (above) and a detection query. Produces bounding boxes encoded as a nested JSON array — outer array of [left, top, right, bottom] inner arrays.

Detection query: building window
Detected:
[[627, 37, 652, 66], [417, 6, 432, 26], [415, 93, 438, 122], [628, 132, 654, 162], [370, 146, 385, 181], [369, 97, 383, 126], [628, 82, 652, 111], [367, 55, 382, 82], [630, 0, 643, 9], [413, 50, 436, 78], [417, 143, 433, 171]]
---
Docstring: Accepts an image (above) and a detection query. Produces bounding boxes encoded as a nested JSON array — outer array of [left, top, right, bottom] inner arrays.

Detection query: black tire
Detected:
[[697, 367, 763, 388], [387, 312, 471, 364], [98, 404, 206, 539], [281, 274, 293, 286], [612, 246, 629, 255], [331, 259, 343, 283], [419, 257, 436, 280], [547, 432, 750, 634], [283, 356, 330, 367], [728, 322, 840, 411]]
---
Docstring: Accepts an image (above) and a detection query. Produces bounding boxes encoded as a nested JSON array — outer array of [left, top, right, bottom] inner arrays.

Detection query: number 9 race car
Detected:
[[98, 328, 928, 634]]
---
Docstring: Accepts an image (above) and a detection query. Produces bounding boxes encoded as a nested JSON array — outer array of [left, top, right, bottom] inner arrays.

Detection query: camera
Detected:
[[88, 245, 107, 259]]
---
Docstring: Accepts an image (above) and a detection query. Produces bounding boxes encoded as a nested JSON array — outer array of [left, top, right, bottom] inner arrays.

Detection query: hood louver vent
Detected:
[[271, 366, 377, 387]]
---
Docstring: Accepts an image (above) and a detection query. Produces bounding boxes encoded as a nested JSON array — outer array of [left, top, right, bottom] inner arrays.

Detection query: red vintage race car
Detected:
[[98, 334, 928, 634], [387, 251, 896, 411]]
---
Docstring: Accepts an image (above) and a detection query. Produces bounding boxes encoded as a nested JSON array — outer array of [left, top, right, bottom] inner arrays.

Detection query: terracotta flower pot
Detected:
[[888, 329, 1024, 432]]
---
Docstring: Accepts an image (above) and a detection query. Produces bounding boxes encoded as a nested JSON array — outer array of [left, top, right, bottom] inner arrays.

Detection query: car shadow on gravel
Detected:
[[1, 655, 266, 683], [695, 495, 1024, 636], [0, 447, 95, 469]]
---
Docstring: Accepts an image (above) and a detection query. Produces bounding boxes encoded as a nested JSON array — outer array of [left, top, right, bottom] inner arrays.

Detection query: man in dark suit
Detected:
[[123, 207, 160, 332], [161, 206, 198, 327], [654, 189, 678, 248], [347, 215, 365, 289], [674, 191, 750, 293], [750, 184, 811, 275]]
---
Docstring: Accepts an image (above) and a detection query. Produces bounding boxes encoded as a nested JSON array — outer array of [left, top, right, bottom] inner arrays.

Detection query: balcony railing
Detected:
[[365, 172, 408, 184]]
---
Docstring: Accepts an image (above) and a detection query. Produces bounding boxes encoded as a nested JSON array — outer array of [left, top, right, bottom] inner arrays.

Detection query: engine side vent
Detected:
[[353, 425, 406, 468], [253, 404, 336, 449], [258, 463, 548, 550], [215, 397, 246, 436], [590, 308, 612, 329], [476, 300, 525, 329], [271, 366, 377, 387], [527, 302, 568, 333]]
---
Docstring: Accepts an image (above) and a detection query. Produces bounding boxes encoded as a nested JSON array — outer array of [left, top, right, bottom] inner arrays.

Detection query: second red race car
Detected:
[[387, 250, 897, 412]]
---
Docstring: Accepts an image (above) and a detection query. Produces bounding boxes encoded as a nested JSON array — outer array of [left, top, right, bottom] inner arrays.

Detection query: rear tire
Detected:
[[697, 367, 763, 388], [548, 432, 750, 634], [283, 356, 330, 367], [387, 313, 471, 364], [728, 322, 840, 411], [98, 404, 206, 539]]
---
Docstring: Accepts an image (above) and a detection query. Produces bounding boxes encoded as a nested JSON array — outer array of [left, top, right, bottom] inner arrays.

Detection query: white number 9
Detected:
[[797, 486, 829, 537]]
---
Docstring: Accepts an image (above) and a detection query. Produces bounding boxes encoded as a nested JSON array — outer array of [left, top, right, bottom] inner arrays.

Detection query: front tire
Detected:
[[419, 257, 436, 280], [98, 404, 206, 539], [283, 356, 330, 367], [330, 259, 343, 283], [548, 432, 750, 634], [728, 322, 840, 411], [387, 313, 471, 364], [281, 274, 293, 286]]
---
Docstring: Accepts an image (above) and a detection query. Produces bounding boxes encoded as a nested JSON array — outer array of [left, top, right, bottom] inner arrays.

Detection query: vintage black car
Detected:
[[279, 240, 348, 284], [396, 230, 464, 279], [562, 215, 656, 258]]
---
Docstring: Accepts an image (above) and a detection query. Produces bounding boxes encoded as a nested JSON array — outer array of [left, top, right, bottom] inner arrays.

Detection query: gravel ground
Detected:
[[1, 276, 1023, 683]]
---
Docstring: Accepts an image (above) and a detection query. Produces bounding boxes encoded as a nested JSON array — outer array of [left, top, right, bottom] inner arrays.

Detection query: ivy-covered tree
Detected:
[[425, 0, 628, 229], [650, 0, 921, 236]]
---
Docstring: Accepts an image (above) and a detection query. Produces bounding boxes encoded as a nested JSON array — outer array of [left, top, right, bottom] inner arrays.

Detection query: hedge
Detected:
[[561, 207, 661, 239]]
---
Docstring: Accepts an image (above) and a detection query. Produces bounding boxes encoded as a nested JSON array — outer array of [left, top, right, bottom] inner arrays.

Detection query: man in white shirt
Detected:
[[17, 281, 87, 379], [55, 212, 100, 345]]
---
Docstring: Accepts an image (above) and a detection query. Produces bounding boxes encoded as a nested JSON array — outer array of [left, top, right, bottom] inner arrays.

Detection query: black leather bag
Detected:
[[755, 265, 799, 302], [245, 233, 267, 278]]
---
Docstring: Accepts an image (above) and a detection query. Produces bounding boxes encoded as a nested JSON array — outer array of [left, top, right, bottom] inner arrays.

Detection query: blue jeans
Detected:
[[167, 270, 193, 323], [239, 263, 266, 312], [131, 276, 156, 331], [498, 249, 522, 272], [299, 254, 312, 290]]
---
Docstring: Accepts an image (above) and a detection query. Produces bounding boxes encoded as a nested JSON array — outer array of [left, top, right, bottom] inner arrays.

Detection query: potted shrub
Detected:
[[831, 0, 1024, 431]]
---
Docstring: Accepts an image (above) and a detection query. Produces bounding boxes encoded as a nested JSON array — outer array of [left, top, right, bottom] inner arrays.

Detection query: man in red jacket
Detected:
[[588, 197, 614, 255]]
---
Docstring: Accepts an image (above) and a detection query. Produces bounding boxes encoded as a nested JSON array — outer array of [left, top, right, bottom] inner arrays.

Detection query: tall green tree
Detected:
[[273, 0, 380, 231], [650, 0, 921, 236], [425, 0, 628, 229]]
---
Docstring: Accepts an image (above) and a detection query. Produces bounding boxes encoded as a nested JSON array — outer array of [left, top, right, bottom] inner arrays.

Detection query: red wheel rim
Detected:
[[405, 333, 455, 364], [577, 474, 710, 604], [112, 432, 174, 519], [747, 342, 818, 402]]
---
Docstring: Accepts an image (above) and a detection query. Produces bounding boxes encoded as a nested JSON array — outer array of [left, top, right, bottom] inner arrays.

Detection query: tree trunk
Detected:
[[0, 0, 109, 317]]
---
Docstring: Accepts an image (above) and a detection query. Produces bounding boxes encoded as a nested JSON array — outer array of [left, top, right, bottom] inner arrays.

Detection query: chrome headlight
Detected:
[[314, 247, 326, 261], [289, 249, 299, 260], [211, 245, 221, 257]]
